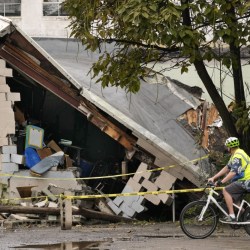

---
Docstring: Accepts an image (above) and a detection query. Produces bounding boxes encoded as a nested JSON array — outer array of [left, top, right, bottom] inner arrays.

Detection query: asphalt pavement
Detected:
[[1, 221, 250, 250]]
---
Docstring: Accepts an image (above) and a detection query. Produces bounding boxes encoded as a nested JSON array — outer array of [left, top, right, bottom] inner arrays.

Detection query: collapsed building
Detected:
[[0, 16, 220, 225]]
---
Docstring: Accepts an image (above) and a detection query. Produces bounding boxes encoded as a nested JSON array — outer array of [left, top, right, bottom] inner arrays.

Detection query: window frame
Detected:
[[0, 1, 21, 17], [43, 0, 67, 17]]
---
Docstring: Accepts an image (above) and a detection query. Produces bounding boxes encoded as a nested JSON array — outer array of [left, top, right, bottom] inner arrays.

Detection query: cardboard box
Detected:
[[65, 154, 73, 168], [36, 148, 53, 159], [47, 140, 62, 152]]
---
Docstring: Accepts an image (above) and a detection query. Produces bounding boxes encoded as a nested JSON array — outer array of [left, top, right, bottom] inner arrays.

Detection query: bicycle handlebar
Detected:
[[206, 182, 216, 188]]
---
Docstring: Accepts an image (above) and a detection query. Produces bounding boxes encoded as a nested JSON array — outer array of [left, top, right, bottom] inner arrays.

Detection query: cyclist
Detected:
[[208, 137, 250, 222]]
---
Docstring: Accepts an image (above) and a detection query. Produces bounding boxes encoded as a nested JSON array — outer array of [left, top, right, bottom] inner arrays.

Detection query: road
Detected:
[[1, 221, 250, 249]]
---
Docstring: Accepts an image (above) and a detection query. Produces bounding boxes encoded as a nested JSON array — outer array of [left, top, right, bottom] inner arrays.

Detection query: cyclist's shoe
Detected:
[[220, 215, 236, 223]]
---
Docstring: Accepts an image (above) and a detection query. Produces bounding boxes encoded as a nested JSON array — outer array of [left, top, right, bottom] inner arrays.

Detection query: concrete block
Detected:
[[123, 194, 141, 205], [0, 121, 15, 136], [6, 92, 20, 102], [0, 120, 15, 137], [0, 154, 10, 163], [154, 171, 176, 190], [34, 199, 47, 207], [0, 67, 13, 77], [125, 178, 143, 192], [113, 196, 124, 206], [144, 194, 161, 205], [11, 154, 25, 164], [0, 84, 10, 93], [133, 162, 151, 182], [120, 203, 136, 217], [0, 101, 12, 108], [0, 162, 19, 172], [1, 145, 17, 154], [141, 179, 158, 191], [0, 137, 9, 146], [48, 215, 57, 221], [0, 59, 6, 67], [42, 188, 58, 202], [0, 93, 6, 101], [131, 201, 145, 213], [107, 200, 122, 215], [0, 175, 10, 185], [0, 110, 15, 124], [0, 76, 6, 84], [158, 193, 171, 204]]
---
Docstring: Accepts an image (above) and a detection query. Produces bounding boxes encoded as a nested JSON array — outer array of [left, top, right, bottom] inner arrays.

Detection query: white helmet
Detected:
[[225, 137, 240, 148]]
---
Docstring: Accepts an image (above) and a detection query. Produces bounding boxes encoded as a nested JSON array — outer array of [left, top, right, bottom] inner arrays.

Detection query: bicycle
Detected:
[[179, 182, 250, 239]]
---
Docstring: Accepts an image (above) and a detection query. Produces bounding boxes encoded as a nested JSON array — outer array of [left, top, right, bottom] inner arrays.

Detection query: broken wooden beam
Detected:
[[0, 205, 134, 223]]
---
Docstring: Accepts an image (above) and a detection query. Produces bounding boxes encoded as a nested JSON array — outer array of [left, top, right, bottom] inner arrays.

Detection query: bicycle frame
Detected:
[[198, 187, 250, 225]]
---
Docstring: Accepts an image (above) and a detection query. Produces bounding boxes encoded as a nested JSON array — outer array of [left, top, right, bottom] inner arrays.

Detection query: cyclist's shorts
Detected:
[[225, 182, 246, 203]]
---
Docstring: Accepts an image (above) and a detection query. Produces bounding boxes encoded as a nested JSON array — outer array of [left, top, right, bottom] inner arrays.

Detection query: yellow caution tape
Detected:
[[0, 186, 223, 202], [0, 155, 208, 181]]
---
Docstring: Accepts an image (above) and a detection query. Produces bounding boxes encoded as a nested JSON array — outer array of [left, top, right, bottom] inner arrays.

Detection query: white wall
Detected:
[[8, 0, 71, 38]]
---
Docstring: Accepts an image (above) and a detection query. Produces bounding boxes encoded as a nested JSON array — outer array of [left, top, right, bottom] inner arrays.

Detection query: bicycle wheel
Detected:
[[243, 206, 250, 235], [180, 200, 218, 239]]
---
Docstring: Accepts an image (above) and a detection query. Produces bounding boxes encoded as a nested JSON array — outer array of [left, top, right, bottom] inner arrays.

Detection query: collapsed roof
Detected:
[[0, 16, 210, 187]]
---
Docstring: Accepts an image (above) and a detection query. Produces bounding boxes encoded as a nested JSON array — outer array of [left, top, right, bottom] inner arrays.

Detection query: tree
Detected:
[[63, 0, 250, 151]]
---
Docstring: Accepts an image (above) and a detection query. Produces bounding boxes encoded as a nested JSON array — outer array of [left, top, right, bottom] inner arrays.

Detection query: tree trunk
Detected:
[[181, 0, 238, 137], [193, 60, 238, 137]]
